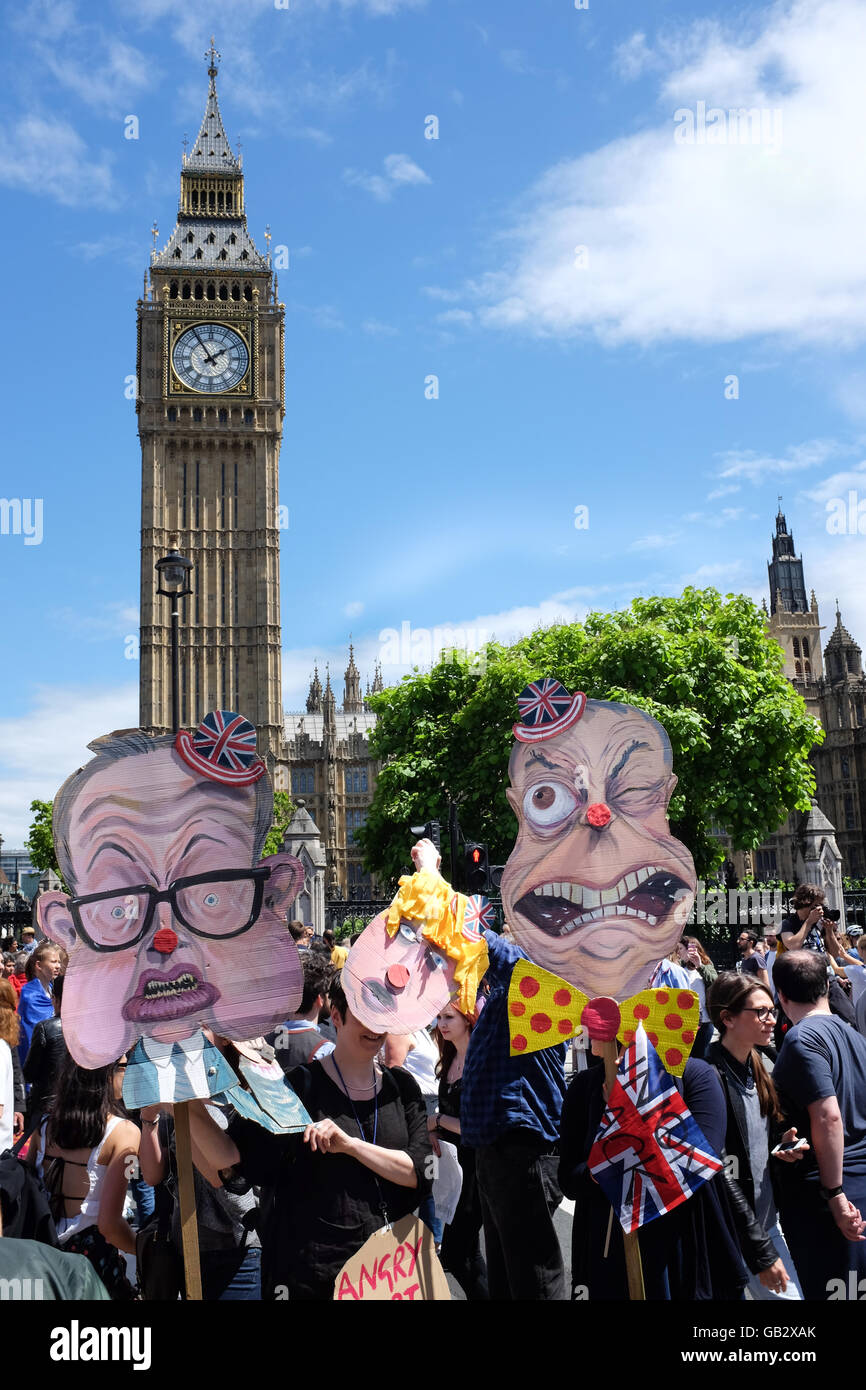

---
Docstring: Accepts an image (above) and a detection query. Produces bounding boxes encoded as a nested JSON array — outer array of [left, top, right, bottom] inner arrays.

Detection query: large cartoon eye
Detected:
[[202, 892, 220, 908], [523, 781, 578, 829], [424, 948, 447, 972], [110, 905, 126, 920], [399, 922, 421, 943]]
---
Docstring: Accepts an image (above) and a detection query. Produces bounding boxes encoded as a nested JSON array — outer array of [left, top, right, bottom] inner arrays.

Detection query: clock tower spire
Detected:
[[137, 46, 286, 768]]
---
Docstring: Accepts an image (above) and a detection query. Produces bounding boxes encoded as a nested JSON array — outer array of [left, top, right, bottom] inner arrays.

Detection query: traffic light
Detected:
[[489, 864, 505, 894], [410, 819, 441, 852], [464, 842, 489, 894]]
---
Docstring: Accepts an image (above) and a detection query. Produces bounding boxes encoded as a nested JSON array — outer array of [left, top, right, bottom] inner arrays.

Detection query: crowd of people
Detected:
[[1, 884, 866, 1303]]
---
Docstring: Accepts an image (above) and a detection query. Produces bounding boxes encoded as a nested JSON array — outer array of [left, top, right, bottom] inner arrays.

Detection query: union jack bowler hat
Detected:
[[513, 678, 587, 743], [175, 710, 267, 786]]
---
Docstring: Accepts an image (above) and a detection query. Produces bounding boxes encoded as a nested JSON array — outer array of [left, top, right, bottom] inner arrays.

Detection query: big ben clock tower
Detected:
[[137, 41, 285, 768]]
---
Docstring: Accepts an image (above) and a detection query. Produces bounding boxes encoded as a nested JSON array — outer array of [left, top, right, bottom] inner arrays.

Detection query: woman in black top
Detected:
[[430, 1002, 488, 1300], [185, 973, 432, 1300]]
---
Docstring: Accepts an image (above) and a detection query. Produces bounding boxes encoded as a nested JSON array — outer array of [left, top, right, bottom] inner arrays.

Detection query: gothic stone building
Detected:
[[137, 45, 284, 768], [738, 508, 866, 881], [284, 649, 383, 898]]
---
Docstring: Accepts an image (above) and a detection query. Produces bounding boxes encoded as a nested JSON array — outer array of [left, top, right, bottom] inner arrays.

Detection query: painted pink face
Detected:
[[38, 746, 304, 1068], [342, 911, 458, 1034]]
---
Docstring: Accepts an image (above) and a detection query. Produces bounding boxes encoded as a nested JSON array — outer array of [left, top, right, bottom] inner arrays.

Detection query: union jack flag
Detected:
[[462, 894, 496, 939], [175, 709, 266, 786], [588, 1024, 722, 1233], [513, 679, 586, 743]]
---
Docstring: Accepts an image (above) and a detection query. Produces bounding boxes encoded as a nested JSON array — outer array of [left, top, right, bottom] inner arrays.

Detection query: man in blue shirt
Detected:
[[462, 927, 567, 1300], [773, 950, 866, 1300]]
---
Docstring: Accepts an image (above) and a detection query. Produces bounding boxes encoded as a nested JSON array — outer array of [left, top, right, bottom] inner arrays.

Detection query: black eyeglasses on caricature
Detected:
[[68, 867, 271, 953]]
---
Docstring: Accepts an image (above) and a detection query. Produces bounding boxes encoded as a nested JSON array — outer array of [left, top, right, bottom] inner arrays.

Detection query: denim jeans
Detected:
[[200, 1245, 262, 1301]]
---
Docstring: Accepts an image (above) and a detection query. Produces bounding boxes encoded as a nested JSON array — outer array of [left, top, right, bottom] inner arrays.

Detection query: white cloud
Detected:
[[361, 319, 398, 336], [801, 459, 866, 504], [713, 437, 847, 485], [707, 482, 742, 500], [344, 601, 365, 617], [613, 32, 656, 80], [344, 153, 430, 202], [629, 531, 681, 551], [435, 309, 474, 327], [470, 0, 866, 346], [0, 116, 113, 207], [383, 153, 430, 186], [0, 684, 138, 845], [13, 2, 153, 117]]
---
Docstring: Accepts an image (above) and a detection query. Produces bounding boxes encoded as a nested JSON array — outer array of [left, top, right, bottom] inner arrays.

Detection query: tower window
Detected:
[[229, 233, 237, 245], [191, 189, 199, 210], [173, 247, 182, 259], [207, 232, 216, 244], [219, 249, 228, 261], [795, 660, 802, 675], [231, 283, 240, 301], [842, 756, 850, 777], [219, 283, 228, 299], [193, 407, 203, 423], [226, 192, 233, 210], [194, 248, 203, 260], [186, 232, 195, 243], [792, 638, 800, 657], [207, 281, 215, 300], [804, 659, 812, 675], [194, 281, 203, 299], [181, 282, 191, 299], [244, 409, 254, 424], [240, 250, 248, 261], [169, 281, 178, 298], [243, 283, 252, 301], [219, 408, 228, 423], [167, 406, 177, 422]]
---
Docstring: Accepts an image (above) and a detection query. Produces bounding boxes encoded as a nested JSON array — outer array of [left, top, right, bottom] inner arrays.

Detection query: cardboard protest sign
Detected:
[[342, 874, 488, 1034], [333, 1214, 450, 1301], [37, 714, 305, 1106]]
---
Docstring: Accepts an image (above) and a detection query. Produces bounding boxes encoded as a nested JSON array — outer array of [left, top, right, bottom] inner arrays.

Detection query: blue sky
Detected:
[[2, 0, 866, 844]]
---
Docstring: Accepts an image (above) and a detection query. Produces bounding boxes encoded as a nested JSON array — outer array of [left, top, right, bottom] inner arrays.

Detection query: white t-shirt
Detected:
[[0, 1039, 14, 1153], [400, 1028, 439, 1099], [681, 966, 708, 1023]]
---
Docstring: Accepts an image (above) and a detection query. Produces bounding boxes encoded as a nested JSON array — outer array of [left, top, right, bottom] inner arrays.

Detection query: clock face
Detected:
[[172, 324, 249, 394]]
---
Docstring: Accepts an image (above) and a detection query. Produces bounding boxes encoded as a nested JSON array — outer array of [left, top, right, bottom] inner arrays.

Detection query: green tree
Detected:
[[25, 799, 63, 883], [261, 790, 294, 860], [357, 589, 822, 883]]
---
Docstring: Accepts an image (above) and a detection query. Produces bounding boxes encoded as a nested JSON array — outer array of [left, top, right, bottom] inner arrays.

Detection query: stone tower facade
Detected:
[[136, 43, 285, 767], [285, 649, 384, 897], [765, 507, 823, 709]]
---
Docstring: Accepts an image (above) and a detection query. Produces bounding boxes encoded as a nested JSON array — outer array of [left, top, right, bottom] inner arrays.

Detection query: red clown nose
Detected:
[[586, 802, 611, 828], [153, 926, 178, 954]]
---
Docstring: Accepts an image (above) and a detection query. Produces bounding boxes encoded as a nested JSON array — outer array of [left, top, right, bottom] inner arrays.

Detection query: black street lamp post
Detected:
[[155, 545, 194, 734]]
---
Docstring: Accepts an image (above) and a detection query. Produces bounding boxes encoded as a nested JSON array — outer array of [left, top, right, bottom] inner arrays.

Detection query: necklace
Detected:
[[332, 1055, 378, 1146]]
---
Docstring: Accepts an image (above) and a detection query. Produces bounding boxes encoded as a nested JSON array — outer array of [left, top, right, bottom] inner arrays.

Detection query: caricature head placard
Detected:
[[37, 714, 304, 1069], [500, 682, 695, 1002]]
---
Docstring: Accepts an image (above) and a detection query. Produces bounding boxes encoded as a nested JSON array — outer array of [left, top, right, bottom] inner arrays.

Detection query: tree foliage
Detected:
[[261, 790, 295, 860], [25, 799, 62, 881], [357, 589, 823, 884]]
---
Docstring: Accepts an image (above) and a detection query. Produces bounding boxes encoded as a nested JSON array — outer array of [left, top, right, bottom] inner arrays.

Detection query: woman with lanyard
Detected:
[[183, 971, 433, 1300]]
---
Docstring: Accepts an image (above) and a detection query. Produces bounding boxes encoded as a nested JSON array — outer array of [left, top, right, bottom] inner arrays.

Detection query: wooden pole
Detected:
[[173, 1101, 203, 1301], [599, 1040, 645, 1301]]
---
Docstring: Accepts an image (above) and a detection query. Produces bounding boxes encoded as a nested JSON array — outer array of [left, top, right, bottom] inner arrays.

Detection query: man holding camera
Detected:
[[779, 884, 856, 1027]]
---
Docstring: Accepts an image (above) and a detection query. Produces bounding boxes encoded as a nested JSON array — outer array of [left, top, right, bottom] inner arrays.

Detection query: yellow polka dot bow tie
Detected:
[[507, 959, 699, 1076]]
